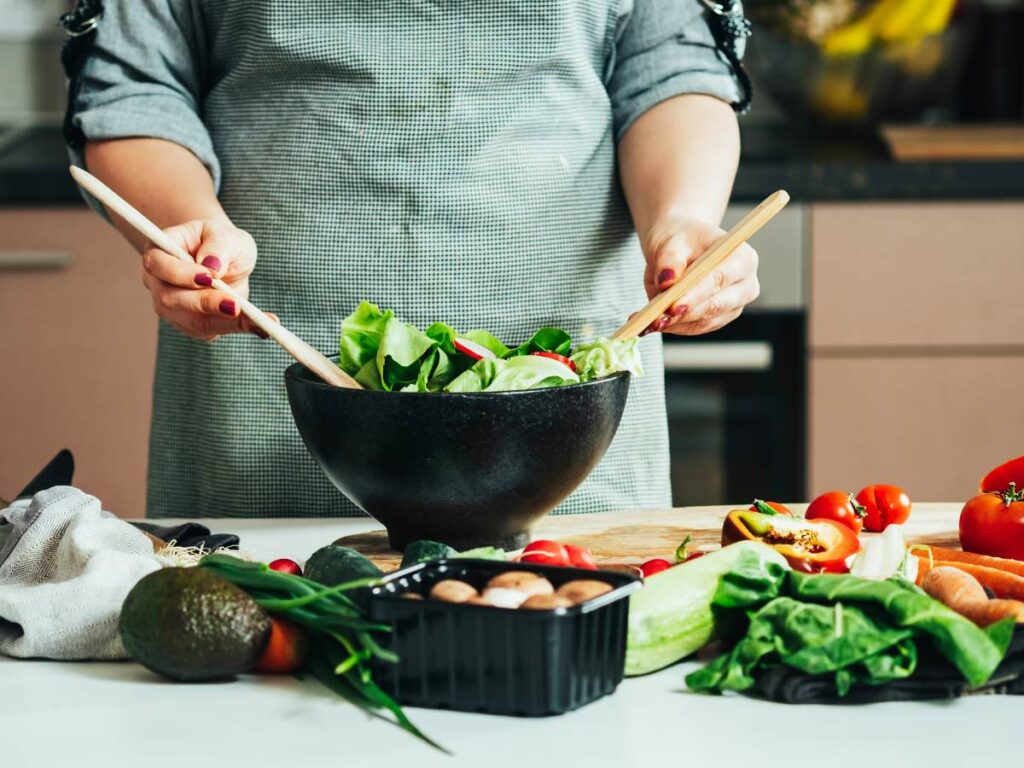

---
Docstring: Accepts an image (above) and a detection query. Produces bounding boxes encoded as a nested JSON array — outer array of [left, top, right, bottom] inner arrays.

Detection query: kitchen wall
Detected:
[[0, 0, 68, 123]]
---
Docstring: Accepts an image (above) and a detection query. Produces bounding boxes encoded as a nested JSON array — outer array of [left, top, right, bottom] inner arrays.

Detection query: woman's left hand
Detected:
[[639, 216, 759, 336]]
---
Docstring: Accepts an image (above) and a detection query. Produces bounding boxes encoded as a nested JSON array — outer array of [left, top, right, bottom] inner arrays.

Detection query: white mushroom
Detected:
[[480, 587, 529, 609], [520, 594, 573, 611], [556, 579, 612, 604], [429, 579, 479, 603], [486, 571, 554, 598]]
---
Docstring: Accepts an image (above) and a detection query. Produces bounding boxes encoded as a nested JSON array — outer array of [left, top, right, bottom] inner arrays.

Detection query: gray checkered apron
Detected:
[[145, 1, 671, 518]]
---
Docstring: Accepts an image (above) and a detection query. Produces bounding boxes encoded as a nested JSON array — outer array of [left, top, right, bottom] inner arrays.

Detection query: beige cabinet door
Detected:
[[810, 355, 1024, 501], [810, 203, 1024, 349], [0, 209, 156, 517]]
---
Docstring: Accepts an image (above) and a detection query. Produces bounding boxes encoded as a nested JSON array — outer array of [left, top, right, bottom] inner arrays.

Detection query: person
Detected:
[[62, 0, 760, 519]]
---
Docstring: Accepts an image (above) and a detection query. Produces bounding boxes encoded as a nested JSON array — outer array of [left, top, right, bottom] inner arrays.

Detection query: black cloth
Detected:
[[755, 627, 1024, 703], [131, 522, 239, 552]]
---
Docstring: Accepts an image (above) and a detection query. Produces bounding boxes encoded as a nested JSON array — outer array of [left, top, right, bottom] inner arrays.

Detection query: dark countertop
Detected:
[[3, 122, 1024, 207]]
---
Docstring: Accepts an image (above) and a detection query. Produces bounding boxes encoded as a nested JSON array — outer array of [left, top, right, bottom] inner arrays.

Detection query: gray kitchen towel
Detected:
[[0, 486, 162, 660]]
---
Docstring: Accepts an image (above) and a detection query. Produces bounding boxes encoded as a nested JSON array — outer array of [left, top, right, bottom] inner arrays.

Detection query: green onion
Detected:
[[199, 554, 445, 752]]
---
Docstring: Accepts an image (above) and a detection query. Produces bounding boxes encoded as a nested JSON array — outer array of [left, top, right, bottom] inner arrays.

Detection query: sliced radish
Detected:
[[531, 351, 576, 372], [454, 337, 497, 361]]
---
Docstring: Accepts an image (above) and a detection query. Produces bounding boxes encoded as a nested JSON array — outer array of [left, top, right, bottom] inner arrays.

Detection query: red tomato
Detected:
[[520, 539, 570, 567], [268, 558, 302, 576], [980, 456, 1024, 494], [640, 558, 673, 578], [530, 351, 577, 372], [254, 618, 308, 674], [565, 544, 598, 570], [805, 491, 866, 534], [856, 484, 912, 532], [748, 499, 793, 517], [960, 483, 1024, 561]]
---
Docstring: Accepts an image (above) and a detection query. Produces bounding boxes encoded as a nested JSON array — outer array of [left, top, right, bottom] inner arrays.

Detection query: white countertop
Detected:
[[3, 517, 1017, 768]]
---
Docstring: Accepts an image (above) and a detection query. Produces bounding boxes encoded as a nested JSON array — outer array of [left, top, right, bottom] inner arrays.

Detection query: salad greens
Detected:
[[337, 301, 642, 393], [686, 561, 1014, 695]]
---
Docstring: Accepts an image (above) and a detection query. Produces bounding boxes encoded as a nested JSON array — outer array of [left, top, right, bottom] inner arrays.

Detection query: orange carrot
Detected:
[[912, 546, 1024, 578], [914, 557, 1024, 601], [920, 566, 1024, 627]]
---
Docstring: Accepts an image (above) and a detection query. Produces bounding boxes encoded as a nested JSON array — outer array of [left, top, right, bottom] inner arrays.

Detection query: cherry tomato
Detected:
[[269, 558, 302, 576], [520, 539, 570, 567], [805, 491, 866, 534], [640, 558, 673, 578], [565, 544, 598, 570], [856, 484, 912, 532], [961, 482, 1024, 561], [530, 351, 577, 372], [749, 499, 792, 517]]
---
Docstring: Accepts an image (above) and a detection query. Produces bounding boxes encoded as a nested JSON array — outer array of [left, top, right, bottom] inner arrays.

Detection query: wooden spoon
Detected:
[[69, 166, 361, 389], [613, 190, 790, 340]]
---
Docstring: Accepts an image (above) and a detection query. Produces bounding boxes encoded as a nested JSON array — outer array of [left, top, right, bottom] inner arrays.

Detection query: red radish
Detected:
[[520, 539, 571, 567], [269, 558, 302, 576], [640, 558, 672, 578], [454, 338, 496, 361], [565, 544, 598, 570], [531, 351, 576, 372]]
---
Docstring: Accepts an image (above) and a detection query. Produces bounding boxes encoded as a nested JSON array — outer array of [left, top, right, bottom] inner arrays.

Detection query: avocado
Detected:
[[400, 540, 457, 569], [305, 545, 383, 585], [119, 567, 271, 682]]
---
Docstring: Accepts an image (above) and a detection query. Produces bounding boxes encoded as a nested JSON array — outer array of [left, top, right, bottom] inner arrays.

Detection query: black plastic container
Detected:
[[368, 559, 641, 716]]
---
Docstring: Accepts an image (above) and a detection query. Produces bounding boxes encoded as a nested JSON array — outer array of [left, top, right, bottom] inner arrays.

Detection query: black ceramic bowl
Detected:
[[284, 361, 630, 550]]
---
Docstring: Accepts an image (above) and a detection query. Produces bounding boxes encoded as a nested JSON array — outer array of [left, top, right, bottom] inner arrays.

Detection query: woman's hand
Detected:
[[639, 216, 759, 336], [141, 219, 268, 341]]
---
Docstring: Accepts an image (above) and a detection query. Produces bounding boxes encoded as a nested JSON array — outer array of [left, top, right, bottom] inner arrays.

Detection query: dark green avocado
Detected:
[[119, 567, 271, 682]]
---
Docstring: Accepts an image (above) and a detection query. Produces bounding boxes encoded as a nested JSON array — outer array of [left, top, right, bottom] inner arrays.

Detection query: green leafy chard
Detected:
[[686, 567, 1013, 695]]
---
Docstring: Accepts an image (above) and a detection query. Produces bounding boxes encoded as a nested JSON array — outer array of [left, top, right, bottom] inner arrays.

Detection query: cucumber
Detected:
[[304, 545, 383, 586], [624, 541, 787, 676], [401, 540, 457, 569]]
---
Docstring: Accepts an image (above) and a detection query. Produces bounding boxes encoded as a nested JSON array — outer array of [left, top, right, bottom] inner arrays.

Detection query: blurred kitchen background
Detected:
[[1, 0, 1023, 516]]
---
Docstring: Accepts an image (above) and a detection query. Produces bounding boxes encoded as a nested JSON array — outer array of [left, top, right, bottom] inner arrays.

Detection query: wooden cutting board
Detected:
[[881, 124, 1024, 161], [335, 503, 963, 571]]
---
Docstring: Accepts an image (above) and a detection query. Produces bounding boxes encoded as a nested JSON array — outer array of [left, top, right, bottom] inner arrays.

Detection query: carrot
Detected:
[[253, 618, 308, 674], [912, 545, 1024, 578], [921, 566, 1024, 627], [914, 556, 1024, 601]]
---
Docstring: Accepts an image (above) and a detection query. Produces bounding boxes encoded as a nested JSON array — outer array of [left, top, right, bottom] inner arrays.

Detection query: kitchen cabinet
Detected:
[[808, 203, 1024, 500], [0, 208, 155, 516]]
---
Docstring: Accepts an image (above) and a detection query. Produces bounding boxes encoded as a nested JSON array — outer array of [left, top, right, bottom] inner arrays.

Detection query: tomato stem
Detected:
[[996, 482, 1024, 507]]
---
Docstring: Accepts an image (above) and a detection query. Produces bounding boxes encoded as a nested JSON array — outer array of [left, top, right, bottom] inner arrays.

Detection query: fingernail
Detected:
[[639, 327, 651, 337], [251, 327, 269, 340], [657, 268, 676, 287], [670, 304, 688, 317], [201, 255, 222, 272], [219, 299, 236, 316], [653, 315, 670, 331], [194, 273, 213, 287]]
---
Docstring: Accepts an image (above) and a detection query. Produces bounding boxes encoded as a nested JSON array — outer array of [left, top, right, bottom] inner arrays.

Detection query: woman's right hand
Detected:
[[141, 219, 268, 341]]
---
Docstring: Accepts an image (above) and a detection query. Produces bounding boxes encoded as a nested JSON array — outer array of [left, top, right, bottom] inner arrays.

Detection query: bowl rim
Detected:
[[284, 359, 631, 398]]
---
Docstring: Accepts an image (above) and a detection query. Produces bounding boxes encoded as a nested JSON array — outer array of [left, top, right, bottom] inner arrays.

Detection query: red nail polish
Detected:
[[219, 299, 236, 316], [194, 273, 213, 287], [657, 268, 676, 287], [201, 255, 222, 272], [654, 315, 670, 332], [670, 304, 688, 317]]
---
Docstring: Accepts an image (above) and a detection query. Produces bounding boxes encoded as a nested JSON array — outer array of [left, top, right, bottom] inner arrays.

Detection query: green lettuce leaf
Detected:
[[506, 327, 572, 358], [462, 329, 510, 358], [445, 355, 579, 393], [570, 338, 644, 382], [338, 301, 392, 374], [377, 318, 436, 391]]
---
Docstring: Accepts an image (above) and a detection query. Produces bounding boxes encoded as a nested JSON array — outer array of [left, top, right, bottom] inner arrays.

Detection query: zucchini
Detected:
[[401, 540, 457, 569], [624, 541, 787, 676]]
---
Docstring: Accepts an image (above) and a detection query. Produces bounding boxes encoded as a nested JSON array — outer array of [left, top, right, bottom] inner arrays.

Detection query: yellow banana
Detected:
[[917, 0, 956, 37], [823, 0, 904, 57], [875, 0, 932, 43]]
